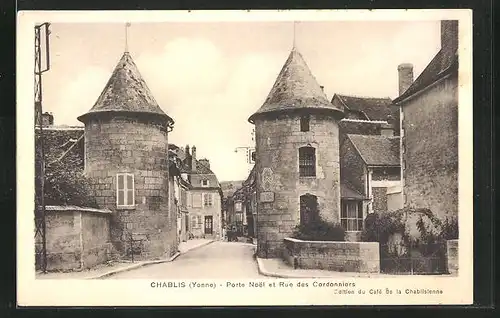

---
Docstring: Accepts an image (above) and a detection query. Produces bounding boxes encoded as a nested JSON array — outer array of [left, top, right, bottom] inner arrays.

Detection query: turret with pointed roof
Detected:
[[250, 47, 343, 259], [79, 50, 178, 261], [77, 52, 174, 126], [248, 48, 343, 123]]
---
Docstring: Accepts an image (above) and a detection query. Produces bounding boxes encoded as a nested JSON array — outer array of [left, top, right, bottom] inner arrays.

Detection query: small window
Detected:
[[341, 201, 364, 232], [203, 193, 213, 207], [117, 173, 135, 208], [300, 115, 310, 132], [201, 179, 209, 187], [299, 146, 316, 177], [235, 202, 242, 212]]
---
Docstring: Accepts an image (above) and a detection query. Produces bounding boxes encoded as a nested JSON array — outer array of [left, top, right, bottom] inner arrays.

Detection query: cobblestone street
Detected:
[[108, 241, 268, 279]]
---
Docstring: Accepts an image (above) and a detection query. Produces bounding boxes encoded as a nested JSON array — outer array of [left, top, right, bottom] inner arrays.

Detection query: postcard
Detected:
[[17, 9, 473, 306]]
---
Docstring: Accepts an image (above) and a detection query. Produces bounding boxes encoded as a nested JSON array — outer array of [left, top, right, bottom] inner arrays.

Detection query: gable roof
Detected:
[[248, 48, 343, 123], [340, 182, 367, 200], [393, 48, 458, 104], [347, 134, 400, 166], [333, 94, 393, 121], [77, 52, 173, 124]]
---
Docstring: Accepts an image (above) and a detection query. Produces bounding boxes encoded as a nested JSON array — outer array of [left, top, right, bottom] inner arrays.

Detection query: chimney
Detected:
[[397, 63, 414, 96], [441, 20, 458, 53], [199, 158, 210, 170], [320, 85, 324, 92], [41, 112, 54, 127], [185, 145, 190, 156], [191, 146, 197, 172]]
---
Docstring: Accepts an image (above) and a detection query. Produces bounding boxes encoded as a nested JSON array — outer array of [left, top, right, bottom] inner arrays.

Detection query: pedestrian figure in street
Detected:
[[222, 226, 227, 241]]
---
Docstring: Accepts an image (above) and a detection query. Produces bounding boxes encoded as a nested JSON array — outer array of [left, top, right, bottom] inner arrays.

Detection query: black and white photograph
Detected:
[[18, 10, 473, 306]]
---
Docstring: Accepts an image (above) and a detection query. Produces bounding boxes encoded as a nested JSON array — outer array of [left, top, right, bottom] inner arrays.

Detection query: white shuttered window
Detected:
[[117, 173, 135, 208]]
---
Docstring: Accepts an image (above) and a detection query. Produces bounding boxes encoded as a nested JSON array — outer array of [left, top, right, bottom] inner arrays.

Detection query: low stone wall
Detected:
[[446, 239, 459, 275], [36, 206, 112, 271], [283, 238, 380, 273]]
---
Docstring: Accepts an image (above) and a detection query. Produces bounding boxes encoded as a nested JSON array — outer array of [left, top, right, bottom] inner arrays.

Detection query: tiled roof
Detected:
[[249, 48, 343, 123], [220, 180, 245, 198], [334, 94, 393, 121], [347, 134, 400, 166], [78, 52, 173, 124], [37, 127, 85, 169], [340, 182, 367, 200], [393, 47, 458, 103]]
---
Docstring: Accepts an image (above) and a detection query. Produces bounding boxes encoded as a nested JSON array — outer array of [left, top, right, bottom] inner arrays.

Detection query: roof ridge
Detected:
[[337, 93, 392, 100]]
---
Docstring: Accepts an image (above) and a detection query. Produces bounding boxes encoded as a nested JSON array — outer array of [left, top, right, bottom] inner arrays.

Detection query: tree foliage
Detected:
[[360, 207, 459, 245], [35, 131, 98, 208]]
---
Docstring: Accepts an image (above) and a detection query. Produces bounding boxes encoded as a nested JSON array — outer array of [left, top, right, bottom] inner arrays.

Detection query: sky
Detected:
[[41, 21, 441, 182]]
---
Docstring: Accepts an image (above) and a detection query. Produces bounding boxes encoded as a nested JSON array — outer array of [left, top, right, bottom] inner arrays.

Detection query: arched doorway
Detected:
[[300, 194, 318, 225]]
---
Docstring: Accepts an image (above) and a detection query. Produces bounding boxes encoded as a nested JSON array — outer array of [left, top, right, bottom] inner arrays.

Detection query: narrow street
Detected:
[[108, 241, 268, 279]]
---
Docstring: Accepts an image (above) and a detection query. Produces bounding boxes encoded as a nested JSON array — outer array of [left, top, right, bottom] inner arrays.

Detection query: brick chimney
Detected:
[[441, 20, 458, 52], [191, 146, 197, 172], [199, 158, 210, 170], [41, 112, 54, 127], [397, 63, 414, 96]]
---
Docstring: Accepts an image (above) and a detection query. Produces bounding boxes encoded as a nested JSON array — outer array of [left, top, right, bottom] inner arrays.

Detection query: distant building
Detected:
[[339, 134, 401, 240], [393, 20, 459, 220], [248, 47, 345, 258], [171, 145, 223, 239], [77, 51, 178, 260]]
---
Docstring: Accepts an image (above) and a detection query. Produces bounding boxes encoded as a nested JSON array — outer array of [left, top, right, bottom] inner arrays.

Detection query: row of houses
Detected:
[[225, 20, 458, 258], [36, 49, 223, 267]]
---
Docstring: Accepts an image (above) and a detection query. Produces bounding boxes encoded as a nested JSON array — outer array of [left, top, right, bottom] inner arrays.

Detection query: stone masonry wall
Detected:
[[283, 238, 380, 273], [402, 75, 458, 219], [446, 239, 459, 275], [255, 113, 341, 258], [84, 116, 178, 260], [36, 206, 112, 272], [372, 187, 388, 214]]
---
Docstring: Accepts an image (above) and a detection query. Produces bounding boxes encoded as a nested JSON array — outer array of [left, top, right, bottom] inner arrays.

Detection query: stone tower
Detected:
[[248, 48, 344, 258], [77, 51, 177, 260]]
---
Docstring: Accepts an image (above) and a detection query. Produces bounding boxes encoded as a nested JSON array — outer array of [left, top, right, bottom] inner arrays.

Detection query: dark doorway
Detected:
[[204, 216, 213, 235], [300, 194, 318, 225]]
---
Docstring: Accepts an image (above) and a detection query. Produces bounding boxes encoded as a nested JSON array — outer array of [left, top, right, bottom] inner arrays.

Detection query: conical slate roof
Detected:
[[248, 48, 343, 123], [77, 52, 173, 124]]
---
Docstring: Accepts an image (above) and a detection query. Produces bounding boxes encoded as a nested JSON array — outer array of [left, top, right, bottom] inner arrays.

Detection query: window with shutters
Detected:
[[180, 188, 187, 208], [192, 193, 202, 208], [116, 173, 135, 209], [203, 193, 213, 207], [299, 146, 316, 177], [341, 201, 364, 232], [191, 215, 198, 229]]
